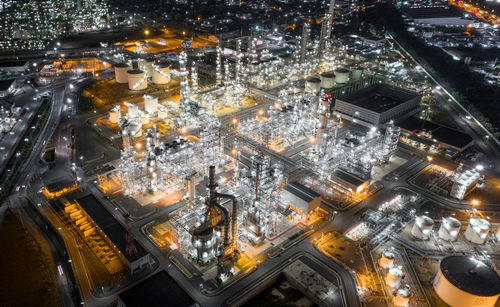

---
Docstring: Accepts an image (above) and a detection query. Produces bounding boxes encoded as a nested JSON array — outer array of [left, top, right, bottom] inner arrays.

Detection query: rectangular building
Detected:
[[76, 194, 151, 273], [282, 182, 321, 214], [334, 83, 421, 127]]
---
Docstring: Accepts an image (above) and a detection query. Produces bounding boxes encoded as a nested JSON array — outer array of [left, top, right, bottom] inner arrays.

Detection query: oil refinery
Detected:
[[1, 1, 500, 306]]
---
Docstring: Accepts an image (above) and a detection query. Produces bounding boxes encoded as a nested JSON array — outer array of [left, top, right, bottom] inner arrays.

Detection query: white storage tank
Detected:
[[152, 63, 171, 84], [114, 63, 130, 83], [438, 217, 461, 241], [141, 112, 150, 125], [385, 266, 403, 288], [379, 249, 395, 269], [351, 67, 363, 80], [411, 216, 434, 240], [320, 72, 336, 89], [433, 256, 500, 307], [157, 105, 168, 119], [465, 217, 490, 244], [127, 69, 148, 90], [305, 76, 321, 94], [126, 103, 139, 118], [140, 58, 154, 77], [393, 285, 411, 307], [109, 106, 121, 124], [144, 95, 158, 114], [334, 68, 350, 84]]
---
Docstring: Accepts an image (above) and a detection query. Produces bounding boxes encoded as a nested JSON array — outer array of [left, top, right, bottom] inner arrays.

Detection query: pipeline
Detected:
[[255, 163, 260, 201]]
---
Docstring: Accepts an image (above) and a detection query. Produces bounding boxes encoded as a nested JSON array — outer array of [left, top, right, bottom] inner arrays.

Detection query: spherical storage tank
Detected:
[[152, 63, 171, 85], [144, 95, 158, 114], [465, 217, 490, 244], [438, 217, 461, 241], [320, 72, 336, 89], [114, 63, 130, 83], [127, 69, 148, 91], [433, 256, 500, 307], [411, 216, 434, 240], [334, 68, 350, 84], [379, 249, 395, 269], [305, 76, 321, 94]]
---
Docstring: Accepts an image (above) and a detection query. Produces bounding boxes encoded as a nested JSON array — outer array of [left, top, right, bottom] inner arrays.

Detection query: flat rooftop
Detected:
[[331, 169, 367, 187], [283, 182, 320, 203], [403, 6, 463, 19], [398, 117, 473, 149], [119, 271, 196, 307], [340, 83, 419, 113], [76, 194, 148, 261]]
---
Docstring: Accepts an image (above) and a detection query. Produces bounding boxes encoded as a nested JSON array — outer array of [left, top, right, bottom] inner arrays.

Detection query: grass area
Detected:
[[0, 208, 58, 307]]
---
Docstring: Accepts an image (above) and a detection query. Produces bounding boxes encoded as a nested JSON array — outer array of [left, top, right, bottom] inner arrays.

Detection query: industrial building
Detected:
[[433, 256, 500, 307], [403, 6, 472, 26], [334, 83, 421, 126], [118, 271, 197, 307], [71, 194, 152, 273], [329, 169, 370, 196], [282, 182, 322, 214], [0, 79, 16, 98]]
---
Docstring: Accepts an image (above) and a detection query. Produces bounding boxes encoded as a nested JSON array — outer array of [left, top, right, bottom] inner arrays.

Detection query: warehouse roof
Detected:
[[340, 83, 420, 113], [440, 256, 500, 296], [331, 169, 366, 188], [0, 79, 15, 91], [76, 194, 148, 261], [283, 182, 320, 203], [119, 271, 196, 307], [399, 117, 473, 149], [403, 6, 463, 19]]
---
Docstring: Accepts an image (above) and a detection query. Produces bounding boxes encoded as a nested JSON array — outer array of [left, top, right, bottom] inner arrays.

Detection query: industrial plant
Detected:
[[1, 0, 500, 306]]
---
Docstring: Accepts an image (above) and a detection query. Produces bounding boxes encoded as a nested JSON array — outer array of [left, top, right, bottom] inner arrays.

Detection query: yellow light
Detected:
[[144, 29, 150, 35], [258, 109, 264, 116], [232, 118, 238, 124], [274, 103, 281, 109], [135, 143, 142, 149], [180, 127, 187, 134], [427, 156, 433, 162], [309, 136, 316, 144], [231, 149, 237, 155], [471, 199, 479, 206]]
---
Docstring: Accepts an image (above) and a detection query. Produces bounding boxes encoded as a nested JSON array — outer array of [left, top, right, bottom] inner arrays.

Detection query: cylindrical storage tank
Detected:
[[334, 68, 350, 84], [385, 266, 403, 289], [379, 249, 395, 269], [393, 285, 411, 307], [411, 216, 434, 240], [144, 95, 158, 114], [127, 104, 139, 118], [109, 106, 120, 124], [114, 63, 130, 83], [465, 218, 490, 244], [320, 72, 336, 89], [139, 58, 154, 78], [433, 256, 500, 307], [152, 63, 171, 84], [351, 67, 363, 80], [141, 112, 149, 125], [158, 106, 168, 119], [305, 76, 321, 94], [438, 217, 461, 241], [127, 69, 147, 90]]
